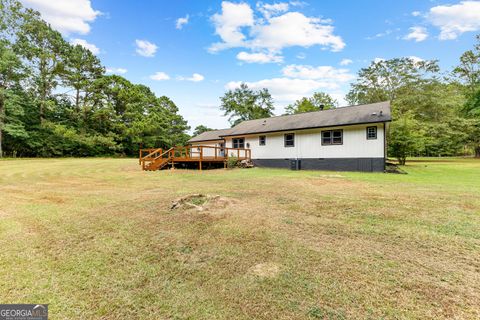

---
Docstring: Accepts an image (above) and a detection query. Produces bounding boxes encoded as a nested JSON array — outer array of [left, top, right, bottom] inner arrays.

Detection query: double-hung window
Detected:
[[232, 138, 245, 148], [322, 130, 343, 145], [259, 135, 266, 146], [284, 133, 295, 147]]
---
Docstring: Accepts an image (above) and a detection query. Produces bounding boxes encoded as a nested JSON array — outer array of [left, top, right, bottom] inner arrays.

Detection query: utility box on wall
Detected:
[[290, 159, 301, 170]]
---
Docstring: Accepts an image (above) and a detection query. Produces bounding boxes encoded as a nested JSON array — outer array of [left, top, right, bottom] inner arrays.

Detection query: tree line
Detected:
[[0, 0, 190, 158], [218, 37, 480, 163]]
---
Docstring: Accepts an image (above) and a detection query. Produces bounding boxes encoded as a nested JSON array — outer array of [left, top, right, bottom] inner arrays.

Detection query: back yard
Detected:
[[0, 158, 479, 319]]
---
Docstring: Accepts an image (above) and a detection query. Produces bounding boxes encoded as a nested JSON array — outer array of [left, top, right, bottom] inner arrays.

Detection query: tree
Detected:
[[15, 9, 68, 122], [285, 92, 338, 114], [465, 119, 480, 157], [388, 114, 425, 165], [453, 35, 480, 98], [346, 57, 439, 109], [193, 125, 213, 136], [346, 58, 448, 164], [0, 40, 24, 157], [220, 83, 274, 126], [61, 43, 104, 116], [454, 35, 480, 156]]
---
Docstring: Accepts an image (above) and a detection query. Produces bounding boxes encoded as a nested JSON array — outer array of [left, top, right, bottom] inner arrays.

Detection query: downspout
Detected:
[[383, 122, 387, 171]]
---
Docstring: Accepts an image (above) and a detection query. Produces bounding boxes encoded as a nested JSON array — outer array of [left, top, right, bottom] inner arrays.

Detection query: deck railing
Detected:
[[139, 145, 251, 169], [139, 148, 162, 165]]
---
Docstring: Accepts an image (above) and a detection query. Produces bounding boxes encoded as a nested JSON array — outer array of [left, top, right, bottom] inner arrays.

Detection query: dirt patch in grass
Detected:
[[250, 262, 280, 278], [170, 194, 236, 212]]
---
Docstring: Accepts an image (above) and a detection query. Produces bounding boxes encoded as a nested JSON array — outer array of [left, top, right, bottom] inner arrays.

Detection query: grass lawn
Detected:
[[1, 158, 479, 319]]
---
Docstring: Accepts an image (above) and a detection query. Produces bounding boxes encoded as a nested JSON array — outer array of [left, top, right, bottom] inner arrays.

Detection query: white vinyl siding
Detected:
[[224, 124, 385, 159]]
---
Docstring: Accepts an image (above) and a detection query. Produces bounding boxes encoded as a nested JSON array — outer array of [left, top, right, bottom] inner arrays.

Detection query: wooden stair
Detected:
[[144, 157, 170, 171], [140, 147, 173, 171]]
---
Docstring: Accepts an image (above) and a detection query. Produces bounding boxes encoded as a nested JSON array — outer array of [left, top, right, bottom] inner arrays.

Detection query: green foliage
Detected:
[[464, 88, 480, 117], [453, 35, 480, 98], [388, 114, 425, 165], [346, 57, 439, 106], [227, 156, 239, 168], [423, 118, 470, 156], [0, 0, 190, 157], [285, 92, 338, 114], [220, 83, 274, 126], [193, 125, 213, 136], [453, 34, 480, 156]]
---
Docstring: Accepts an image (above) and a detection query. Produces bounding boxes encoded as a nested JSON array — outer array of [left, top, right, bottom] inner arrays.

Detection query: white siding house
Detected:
[[188, 102, 391, 172]]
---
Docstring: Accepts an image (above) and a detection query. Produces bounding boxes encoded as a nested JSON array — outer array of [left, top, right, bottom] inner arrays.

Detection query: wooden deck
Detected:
[[139, 145, 251, 171]]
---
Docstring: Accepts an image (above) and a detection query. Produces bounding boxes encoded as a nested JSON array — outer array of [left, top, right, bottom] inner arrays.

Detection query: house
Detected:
[[188, 101, 391, 172]]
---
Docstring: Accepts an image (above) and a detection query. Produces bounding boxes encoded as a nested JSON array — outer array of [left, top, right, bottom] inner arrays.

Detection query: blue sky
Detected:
[[20, 0, 480, 130]]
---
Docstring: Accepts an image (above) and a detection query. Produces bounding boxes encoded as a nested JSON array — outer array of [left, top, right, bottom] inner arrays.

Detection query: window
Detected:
[[284, 133, 295, 147], [232, 138, 245, 148], [367, 126, 377, 140], [259, 135, 266, 146], [322, 130, 343, 145]]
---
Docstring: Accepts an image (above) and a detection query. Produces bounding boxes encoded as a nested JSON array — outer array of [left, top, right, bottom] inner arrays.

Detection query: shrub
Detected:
[[227, 156, 239, 168]]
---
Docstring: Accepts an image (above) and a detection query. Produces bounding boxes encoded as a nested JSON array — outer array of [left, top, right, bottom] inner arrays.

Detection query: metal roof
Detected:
[[187, 128, 232, 143], [188, 101, 391, 142], [222, 101, 391, 137]]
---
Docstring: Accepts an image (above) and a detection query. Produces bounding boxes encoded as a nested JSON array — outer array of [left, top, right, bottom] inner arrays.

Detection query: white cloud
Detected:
[[374, 57, 385, 63], [366, 29, 394, 40], [257, 2, 289, 19], [20, 0, 100, 35], [209, 1, 345, 55], [150, 72, 170, 81], [135, 39, 158, 57], [177, 73, 205, 82], [428, 1, 480, 40], [236, 51, 283, 63], [408, 56, 424, 64], [296, 52, 306, 59], [403, 26, 428, 42], [250, 12, 345, 52], [340, 58, 353, 66], [70, 38, 100, 54], [210, 1, 255, 52], [282, 65, 355, 82], [176, 15, 189, 29], [106, 68, 127, 74], [412, 11, 421, 17]]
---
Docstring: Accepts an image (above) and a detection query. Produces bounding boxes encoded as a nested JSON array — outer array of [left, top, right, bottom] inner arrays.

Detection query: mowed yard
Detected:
[[0, 158, 479, 319]]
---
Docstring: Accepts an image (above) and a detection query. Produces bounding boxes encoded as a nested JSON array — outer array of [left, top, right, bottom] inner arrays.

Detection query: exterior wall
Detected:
[[224, 124, 386, 172]]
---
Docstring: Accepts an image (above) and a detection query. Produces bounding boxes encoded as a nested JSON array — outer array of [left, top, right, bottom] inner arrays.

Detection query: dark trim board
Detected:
[[252, 158, 386, 172]]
